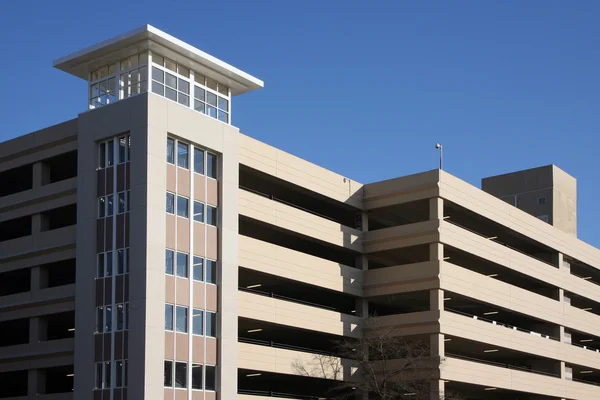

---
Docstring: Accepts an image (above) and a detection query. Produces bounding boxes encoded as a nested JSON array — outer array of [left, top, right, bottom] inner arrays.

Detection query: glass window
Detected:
[[176, 306, 188, 333], [98, 197, 106, 218], [117, 249, 125, 274], [165, 249, 174, 275], [105, 306, 112, 332], [218, 110, 228, 123], [193, 309, 204, 335], [152, 67, 164, 83], [194, 148, 204, 174], [177, 142, 189, 168], [191, 364, 203, 389], [206, 78, 218, 91], [125, 303, 129, 330], [178, 93, 190, 107], [119, 137, 127, 163], [165, 86, 177, 101], [207, 106, 217, 118], [167, 138, 175, 164], [176, 252, 188, 278], [194, 201, 204, 223], [99, 142, 106, 169], [193, 257, 203, 281], [152, 81, 164, 96], [206, 312, 216, 337], [107, 140, 114, 167], [118, 192, 126, 214], [165, 59, 177, 73], [194, 73, 205, 86], [97, 253, 104, 278], [126, 190, 131, 212], [96, 307, 104, 333], [95, 363, 103, 389], [106, 251, 113, 277], [117, 304, 125, 331], [217, 83, 229, 96], [177, 196, 189, 218], [164, 361, 173, 387], [205, 365, 216, 391], [165, 304, 173, 331], [194, 100, 206, 114], [165, 72, 177, 89], [166, 193, 175, 214], [207, 153, 217, 179], [178, 66, 190, 78], [179, 79, 190, 94], [206, 92, 217, 107], [218, 97, 228, 111], [104, 362, 111, 388], [206, 260, 217, 284], [116, 360, 124, 387], [194, 86, 205, 101], [175, 362, 187, 388], [107, 195, 114, 216], [207, 206, 217, 226]]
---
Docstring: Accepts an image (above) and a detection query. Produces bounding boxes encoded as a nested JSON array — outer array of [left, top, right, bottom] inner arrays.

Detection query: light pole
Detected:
[[435, 143, 443, 170]]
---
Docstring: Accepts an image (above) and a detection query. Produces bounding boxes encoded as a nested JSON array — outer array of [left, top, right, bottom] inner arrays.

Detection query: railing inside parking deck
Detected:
[[445, 308, 560, 341], [238, 389, 324, 399], [239, 286, 339, 312], [445, 353, 561, 378], [239, 185, 343, 225], [239, 337, 335, 356], [443, 219, 556, 267]]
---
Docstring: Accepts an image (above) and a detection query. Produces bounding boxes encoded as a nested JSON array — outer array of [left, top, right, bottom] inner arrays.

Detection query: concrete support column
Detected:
[[30, 266, 48, 291], [31, 213, 49, 233], [32, 161, 51, 188], [429, 197, 444, 221], [430, 379, 444, 400], [430, 289, 444, 312], [28, 368, 45, 395], [430, 333, 445, 358], [430, 243, 444, 262], [29, 316, 47, 343]]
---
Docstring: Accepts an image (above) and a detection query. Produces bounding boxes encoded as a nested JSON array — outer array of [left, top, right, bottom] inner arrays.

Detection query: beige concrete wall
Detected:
[[363, 170, 440, 210], [239, 235, 363, 296], [238, 133, 363, 209], [363, 220, 439, 253], [238, 342, 343, 379], [238, 291, 361, 338], [442, 356, 600, 400], [239, 188, 362, 252], [148, 93, 240, 399], [363, 261, 439, 297]]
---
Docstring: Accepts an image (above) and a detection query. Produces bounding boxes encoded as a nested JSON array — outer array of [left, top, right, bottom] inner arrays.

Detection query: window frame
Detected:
[[165, 304, 174, 331], [176, 305, 188, 333], [176, 251, 189, 278], [165, 249, 175, 275], [177, 195, 189, 218], [166, 192, 176, 214]]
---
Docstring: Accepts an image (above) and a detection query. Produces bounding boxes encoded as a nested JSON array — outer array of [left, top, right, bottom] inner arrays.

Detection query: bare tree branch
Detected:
[[292, 318, 463, 400]]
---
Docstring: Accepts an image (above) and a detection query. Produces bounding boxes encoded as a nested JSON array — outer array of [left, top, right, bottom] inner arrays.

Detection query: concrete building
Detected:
[[1, 25, 600, 400]]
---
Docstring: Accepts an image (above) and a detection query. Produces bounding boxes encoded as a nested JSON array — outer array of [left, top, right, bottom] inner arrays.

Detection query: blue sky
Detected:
[[1, 1, 599, 246]]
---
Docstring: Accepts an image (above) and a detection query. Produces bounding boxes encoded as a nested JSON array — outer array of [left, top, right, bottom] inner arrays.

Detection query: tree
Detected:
[[293, 321, 461, 400]]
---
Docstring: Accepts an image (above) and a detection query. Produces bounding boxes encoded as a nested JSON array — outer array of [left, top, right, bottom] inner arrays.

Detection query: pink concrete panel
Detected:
[[193, 174, 205, 202], [192, 282, 205, 309], [96, 220, 105, 252], [106, 167, 114, 195], [206, 337, 217, 365], [97, 170, 106, 197], [207, 178, 218, 206], [175, 390, 187, 400], [164, 389, 174, 400], [166, 164, 177, 193], [206, 226, 218, 260], [193, 223, 205, 257], [175, 333, 189, 361], [192, 335, 205, 363], [177, 218, 190, 253], [116, 275, 124, 303], [165, 331, 174, 360], [177, 168, 191, 198], [166, 214, 176, 249], [116, 214, 125, 249], [105, 218, 113, 251], [204, 391, 216, 400], [206, 284, 218, 312], [117, 164, 126, 192], [176, 278, 190, 306], [165, 275, 175, 304]]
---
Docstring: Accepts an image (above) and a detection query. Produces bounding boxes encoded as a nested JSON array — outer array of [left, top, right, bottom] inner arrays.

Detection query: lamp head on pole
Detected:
[[435, 143, 442, 149]]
